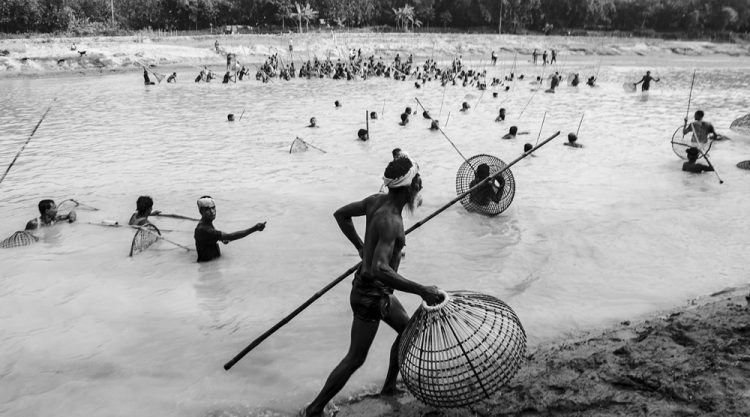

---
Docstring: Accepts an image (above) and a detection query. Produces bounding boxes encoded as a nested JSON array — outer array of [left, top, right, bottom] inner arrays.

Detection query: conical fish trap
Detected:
[[0, 231, 38, 248], [455, 154, 515, 216], [398, 290, 526, 408], [730, 113, 750, 135]]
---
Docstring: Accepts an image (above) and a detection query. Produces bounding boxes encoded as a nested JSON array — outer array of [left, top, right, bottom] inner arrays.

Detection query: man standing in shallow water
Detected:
[[301, 158, 443, 417], [634, 70, 659, 92], [194, 196, 266, 262]]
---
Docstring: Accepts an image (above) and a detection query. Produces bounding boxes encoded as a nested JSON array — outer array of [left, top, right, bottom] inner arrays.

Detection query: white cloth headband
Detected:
[[383, 160, 419, 189], [197, 197, 215, 208]]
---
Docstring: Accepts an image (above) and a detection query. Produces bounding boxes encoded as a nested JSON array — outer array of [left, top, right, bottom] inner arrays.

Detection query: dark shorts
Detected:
[[350, 273, 392, 322]]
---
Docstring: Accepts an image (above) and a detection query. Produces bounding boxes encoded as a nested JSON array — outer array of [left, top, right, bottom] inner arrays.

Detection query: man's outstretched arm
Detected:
[[220, 222, 265, 242]]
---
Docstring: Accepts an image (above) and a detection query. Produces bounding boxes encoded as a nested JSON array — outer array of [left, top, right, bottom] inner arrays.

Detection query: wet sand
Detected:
[[334, 286, 750, 416]]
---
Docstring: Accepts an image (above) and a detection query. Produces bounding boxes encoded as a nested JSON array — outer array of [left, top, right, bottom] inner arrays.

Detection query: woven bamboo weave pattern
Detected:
[[398, 290, 526, 408], [0, 231, 38, 248], [455, 154, 515, 216]]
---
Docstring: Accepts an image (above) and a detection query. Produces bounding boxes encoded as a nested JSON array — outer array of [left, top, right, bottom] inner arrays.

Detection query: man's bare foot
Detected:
[[380, 386, 407, 396]]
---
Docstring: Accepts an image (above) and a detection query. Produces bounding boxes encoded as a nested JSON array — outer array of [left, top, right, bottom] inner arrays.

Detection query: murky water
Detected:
[[1, 55, 749, 417]]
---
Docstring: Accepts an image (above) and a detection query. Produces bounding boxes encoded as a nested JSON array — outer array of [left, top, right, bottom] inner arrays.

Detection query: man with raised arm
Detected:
[[193, 196, 266, 262], [301, 157, 443, 417], [634, 70, 659, 92], [25, 199, 76, 231]]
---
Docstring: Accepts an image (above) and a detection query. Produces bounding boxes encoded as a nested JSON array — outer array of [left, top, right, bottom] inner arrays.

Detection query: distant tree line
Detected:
[[1, 0, 749, 36]]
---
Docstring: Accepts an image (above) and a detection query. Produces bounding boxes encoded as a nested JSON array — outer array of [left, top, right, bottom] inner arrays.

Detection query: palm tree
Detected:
[[275, 0, 293, 31], [290, 2, 315, 33], [393, 4, 416, 31]]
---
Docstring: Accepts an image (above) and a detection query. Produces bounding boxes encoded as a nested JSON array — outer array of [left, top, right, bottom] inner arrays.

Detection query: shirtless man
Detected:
[[194, 196, 266, 262], [469, 163, 504, 206], [128, 196, 161, 226], [308, 117, 318, 128], [25, 199, 76, 231], [563, 133, 583, 148], [634, 71, 659, 92], [302, 157, 442, 417], [502, 126, 529, 139], [495, 108, 506, 122], [682, 147, 714, 174], [683, 110, 717, 144]]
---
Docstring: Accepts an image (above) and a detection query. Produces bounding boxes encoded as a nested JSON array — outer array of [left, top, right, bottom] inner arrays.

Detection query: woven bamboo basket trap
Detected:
[[455, 154, 516, 216], [398, 290, 527, 408]]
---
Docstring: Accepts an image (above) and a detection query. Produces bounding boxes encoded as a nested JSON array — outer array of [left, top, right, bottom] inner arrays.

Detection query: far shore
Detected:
[[1, 33, 749, 78]]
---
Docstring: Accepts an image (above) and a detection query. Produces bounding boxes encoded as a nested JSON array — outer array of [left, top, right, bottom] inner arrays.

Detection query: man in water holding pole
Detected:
[[301, 158, 443, 417]]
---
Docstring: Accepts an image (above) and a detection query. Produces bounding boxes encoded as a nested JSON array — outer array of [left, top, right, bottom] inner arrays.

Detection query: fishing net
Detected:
[[289, 137, 309, 153], [623, 82, 636, 92], [57, 199, 78, 215], [129, 223, 161, 256], [0, 231, 38, 248], [737, 160, 750, 170], [455, 154, 515, 216], [57, 199, 97, 216], [730, 113, 750, 135], [398, 290, 527, 408], [671, 126, 712, 160]]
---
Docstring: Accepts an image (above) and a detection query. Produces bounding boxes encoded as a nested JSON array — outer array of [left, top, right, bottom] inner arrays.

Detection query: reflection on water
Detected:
[[1, 57, 750, 417]]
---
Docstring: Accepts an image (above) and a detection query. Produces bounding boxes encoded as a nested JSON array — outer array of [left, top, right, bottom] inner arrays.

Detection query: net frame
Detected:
[[0, 231, 38, 248], [57, 199, 97, 216], [455, 154, 516, 216], [129, 223, 161, 256], [289, 137, 309, 153], [56, 199, 78, 216], [671, 125, 713, 160], [398, 290, 527, 408]]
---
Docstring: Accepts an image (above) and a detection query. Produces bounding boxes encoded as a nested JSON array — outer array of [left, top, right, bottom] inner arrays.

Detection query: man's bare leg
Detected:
[[305, 318, 379, 416], [380, 295, 410, 395]]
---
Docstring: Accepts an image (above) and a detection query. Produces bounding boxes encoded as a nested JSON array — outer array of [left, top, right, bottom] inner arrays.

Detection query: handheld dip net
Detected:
[[289, 137, 309, 153], [456, 154, 516, 216], [671, 126, 712, 160], [398, 290, 526, 408], [129, 223, 161, 256], [289, 137, 326, 154]]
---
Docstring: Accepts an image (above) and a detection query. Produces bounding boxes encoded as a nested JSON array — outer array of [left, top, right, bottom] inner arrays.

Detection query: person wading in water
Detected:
[[129, 196, 161, 226], [301, 157, 443, 417], [634, 70, 660, 92], [683, 110, 718, 144], [25, 199, 76, 231], [682, 147, 715, 174], [194, 196, 266, 262]]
